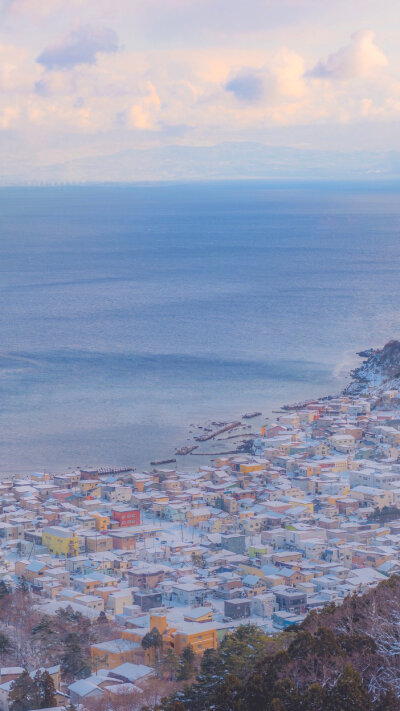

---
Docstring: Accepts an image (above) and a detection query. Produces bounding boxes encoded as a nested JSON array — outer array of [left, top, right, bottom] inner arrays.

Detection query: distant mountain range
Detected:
[[4, 142, 400, 184]]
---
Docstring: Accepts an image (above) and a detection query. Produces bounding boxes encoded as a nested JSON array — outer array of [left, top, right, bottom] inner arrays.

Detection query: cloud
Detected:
[[225, 69, 265, 101], [37, 25, 119, 70], [225, 49, 305, 103], [129, 81, 161, 130], [310, 30, 388, 80]]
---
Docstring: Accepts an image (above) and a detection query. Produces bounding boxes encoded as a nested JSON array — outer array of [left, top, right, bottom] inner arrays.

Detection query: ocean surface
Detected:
[[1, 181, 400, 474]]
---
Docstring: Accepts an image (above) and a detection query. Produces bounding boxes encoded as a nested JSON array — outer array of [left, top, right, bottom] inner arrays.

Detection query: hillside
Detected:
[[159, 576, 400, 711], [344, 340, 400, 395]]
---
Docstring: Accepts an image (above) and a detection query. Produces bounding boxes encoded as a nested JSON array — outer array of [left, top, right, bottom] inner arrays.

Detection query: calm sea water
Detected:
[[1, 181, 400, 474]]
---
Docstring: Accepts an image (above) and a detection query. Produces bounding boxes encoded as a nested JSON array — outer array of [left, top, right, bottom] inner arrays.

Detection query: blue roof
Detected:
[[111, 663, 153, 682], [27, 560, 46, 572], [243, 575, 260, 586]]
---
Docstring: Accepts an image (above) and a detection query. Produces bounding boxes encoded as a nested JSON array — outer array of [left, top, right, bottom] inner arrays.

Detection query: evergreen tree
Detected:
[[375, 687, 400, 711], [31, 617, 55, 659], [9, 671, 40, 711], [195, 648, 224, 699], [0, 631, 12, 657], [212, 673, 243, 711], [270, 679, 299, 711], [162, 648, 179, 680], [177, 644, 195, 681], [242, 672, 270, 711], [0, 580, 10, 598], [61, 633, 85, 678], [16, 578, 29, 594], [300, 683, 327, 711], [97, 611, 108, 624], [270, 700, 287, 711], [35, 670, 56, 709], [142, 627, 163, 652], [326, 664, 372, 711]]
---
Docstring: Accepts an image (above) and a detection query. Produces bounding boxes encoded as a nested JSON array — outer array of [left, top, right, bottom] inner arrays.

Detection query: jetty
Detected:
[[194, 421, 242, 442], [150, 458, 177, 466], [175, 445, 199, 456]]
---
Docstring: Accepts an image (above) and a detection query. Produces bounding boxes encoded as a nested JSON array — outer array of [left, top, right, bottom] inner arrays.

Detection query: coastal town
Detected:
[[2, 343, 400, 708]]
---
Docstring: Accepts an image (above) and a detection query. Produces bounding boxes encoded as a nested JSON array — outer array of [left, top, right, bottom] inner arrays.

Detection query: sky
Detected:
[[1, 0, 400, 180]]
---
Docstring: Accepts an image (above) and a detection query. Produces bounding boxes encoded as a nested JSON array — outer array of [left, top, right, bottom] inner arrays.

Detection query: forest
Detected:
[[157, 575, 400, 711]]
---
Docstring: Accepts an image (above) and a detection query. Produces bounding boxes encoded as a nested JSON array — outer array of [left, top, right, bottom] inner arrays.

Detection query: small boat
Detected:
[[243, 412, 262, 419]]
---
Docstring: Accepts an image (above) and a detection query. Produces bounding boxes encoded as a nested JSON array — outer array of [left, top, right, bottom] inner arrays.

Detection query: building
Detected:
[[224, 599, 251, 620], [42, 526, 79, 557], [111, 507, 141, 527]]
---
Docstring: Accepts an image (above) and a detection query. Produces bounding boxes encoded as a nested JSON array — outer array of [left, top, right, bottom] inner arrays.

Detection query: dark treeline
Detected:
[[154, 575, 400, 711]]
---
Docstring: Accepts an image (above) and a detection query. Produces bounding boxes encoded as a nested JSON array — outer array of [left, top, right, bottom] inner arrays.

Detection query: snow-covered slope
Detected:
[[344, 340, 400, 395]]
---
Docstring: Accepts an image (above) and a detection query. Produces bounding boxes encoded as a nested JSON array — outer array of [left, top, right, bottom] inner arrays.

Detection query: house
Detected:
[[134, 591, 163, 612], [0, 666, 61, 711], [273, 587, 307, 614], [242, 575, 266, 597], [224, 599, 251, 620], [171, 583, 206, 606], [42, 527, 79, 557], [111, 507, 141, 527], [148, 611, 217, 656], [127, 565, 165, 590], [90, 639, 140, 669], [15, 559, 48, 583], [251, 593, 275, 618]]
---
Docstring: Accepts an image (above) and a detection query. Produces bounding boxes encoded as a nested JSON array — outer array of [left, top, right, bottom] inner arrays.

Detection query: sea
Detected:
[[1, 180, 400, 474]]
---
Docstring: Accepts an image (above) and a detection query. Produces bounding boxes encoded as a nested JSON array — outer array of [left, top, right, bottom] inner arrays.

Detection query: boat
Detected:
[[242, 411, 262, 419]]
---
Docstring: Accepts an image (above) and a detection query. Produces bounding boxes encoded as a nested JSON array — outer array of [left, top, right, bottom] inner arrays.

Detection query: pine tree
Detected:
[[177, 644, 195, 681], [375, 687, 400, 711], [242, 672, 269, 711], [270, 679, 299, 711], [0, 631, 12, 657], [162, 648, 179, 680], [9, 671, 40, 711], [195, 647, 224, 698], [61, 633, 85, 678], [211, 673, 243, 711], [270, 700, 287, 711], [142, 627, 163, 651], [16, 578, 29, 594], [300, 683, 327, 711], [326, 664, 372, 711], [31, 617, 55, 660], [35, 670, 56, 709], [0, 580, 10, 598]]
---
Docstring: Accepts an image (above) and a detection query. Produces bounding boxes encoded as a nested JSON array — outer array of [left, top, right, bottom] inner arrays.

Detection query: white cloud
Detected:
[[310, 30, 388, 80], [129, 82, 161, 130]]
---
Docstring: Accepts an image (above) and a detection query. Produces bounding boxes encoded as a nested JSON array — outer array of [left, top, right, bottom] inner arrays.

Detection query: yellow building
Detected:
[[79, 480, 101, 497], [91, 638, 139, 669], [239, 462, 263, 474], [147, 612, 217, 657], [42, 526, 79, 556], [186, 508, 212, 527], [91, 512, 110, 531], [305, 463, 321, 477]]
